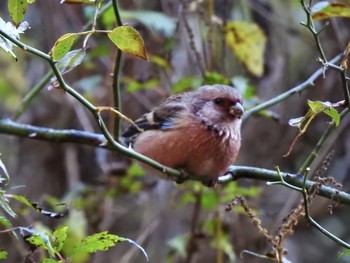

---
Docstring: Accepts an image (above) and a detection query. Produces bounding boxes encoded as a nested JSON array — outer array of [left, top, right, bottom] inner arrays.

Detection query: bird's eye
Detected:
[[214, 98, 223, 105]]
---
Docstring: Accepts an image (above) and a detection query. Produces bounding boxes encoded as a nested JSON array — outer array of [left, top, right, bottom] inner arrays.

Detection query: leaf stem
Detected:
[[112, 48, 123, 140]]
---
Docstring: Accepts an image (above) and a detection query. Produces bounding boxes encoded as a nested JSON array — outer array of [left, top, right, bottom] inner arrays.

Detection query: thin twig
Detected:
[[112, 0, 123, 27], [112, 0, 123, 140], [81, 1, 113, 31], [112, 48, 123, 140], [300, 0, 327, 63], [301, 188, 350, 249], [82, 0, 100, 48], [299, 0, 350, 107], [243, 54, 342, 120]]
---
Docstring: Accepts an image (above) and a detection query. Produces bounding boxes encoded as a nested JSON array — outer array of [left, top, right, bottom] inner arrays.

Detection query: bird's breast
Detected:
[[133, 120, 241, 179]]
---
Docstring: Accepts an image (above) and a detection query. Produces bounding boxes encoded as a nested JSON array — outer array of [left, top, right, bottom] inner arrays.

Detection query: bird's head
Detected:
[[192, 85, 244, 124]]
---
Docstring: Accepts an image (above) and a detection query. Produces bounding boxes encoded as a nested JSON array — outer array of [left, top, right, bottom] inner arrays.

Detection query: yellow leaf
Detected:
[[226, 21, 266, 77], [311, 2, 350, 20], [108, 26, 148, 61]]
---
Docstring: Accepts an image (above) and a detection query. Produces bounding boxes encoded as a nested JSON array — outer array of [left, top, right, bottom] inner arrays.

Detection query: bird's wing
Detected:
[[122, 94, 188, 145]]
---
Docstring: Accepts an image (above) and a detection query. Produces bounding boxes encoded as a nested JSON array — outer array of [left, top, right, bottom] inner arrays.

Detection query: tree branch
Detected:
[[219, 166, 350, 206], [1, 118, 350, 206], [112, 0, 123, 140], [0, 119, 107, 147]]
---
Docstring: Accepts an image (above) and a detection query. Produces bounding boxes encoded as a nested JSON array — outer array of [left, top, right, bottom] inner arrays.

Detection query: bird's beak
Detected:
[[229, 102, 244, 119]]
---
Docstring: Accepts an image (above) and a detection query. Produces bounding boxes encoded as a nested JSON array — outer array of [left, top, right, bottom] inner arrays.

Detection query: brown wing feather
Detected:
[[122, 94, 188, 145]]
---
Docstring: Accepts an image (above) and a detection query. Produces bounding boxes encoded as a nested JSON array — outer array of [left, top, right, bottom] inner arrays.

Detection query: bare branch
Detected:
[[219, 166, 350, 206]]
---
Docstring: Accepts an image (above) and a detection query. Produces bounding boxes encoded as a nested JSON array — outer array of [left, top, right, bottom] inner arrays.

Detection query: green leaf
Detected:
[[285, 100, 341, 157], [71, 232, 125, 255], [226, 21, 266, 77], [108, 26, 148, 60], [307, 100, 329, 114], [50, 33, 78, 62], [0, 191, 16, 218], [324, 107, 340, 127], [307, 100, 341, 126], [8, 0, 28, 27], [10, 194, 33, 208], [311, 2, 350, 20], [27, 232, 56, 257], [0, 250, 7, 260], [0, 216, 12, 228], [53, 226, 68, 252], [61, 210, 88, 261], [338, 249, 350, 259]]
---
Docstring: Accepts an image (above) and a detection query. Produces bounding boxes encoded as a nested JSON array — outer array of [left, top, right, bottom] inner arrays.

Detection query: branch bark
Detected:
[[0, 119, 107, 148], [220, 166, 350, 206]]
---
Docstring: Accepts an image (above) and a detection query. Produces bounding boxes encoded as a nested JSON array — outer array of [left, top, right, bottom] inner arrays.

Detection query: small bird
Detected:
[[122, 84, 244, 182]]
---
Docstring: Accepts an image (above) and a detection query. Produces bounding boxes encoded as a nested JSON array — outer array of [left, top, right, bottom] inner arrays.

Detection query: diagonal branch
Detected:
[[244, 54, 342, 120]]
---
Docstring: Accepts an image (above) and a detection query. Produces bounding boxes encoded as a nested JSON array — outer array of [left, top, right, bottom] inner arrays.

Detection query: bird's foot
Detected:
[[174, 170, 190, 184], [202, 179, 217, 187]]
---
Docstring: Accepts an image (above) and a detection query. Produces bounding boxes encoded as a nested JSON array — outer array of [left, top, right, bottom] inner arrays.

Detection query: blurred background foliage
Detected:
[[1, 0, 350, 262]]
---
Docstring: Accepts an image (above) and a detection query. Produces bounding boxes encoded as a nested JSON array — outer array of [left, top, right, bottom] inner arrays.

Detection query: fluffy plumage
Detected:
[[123, 84, 244, 180]]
